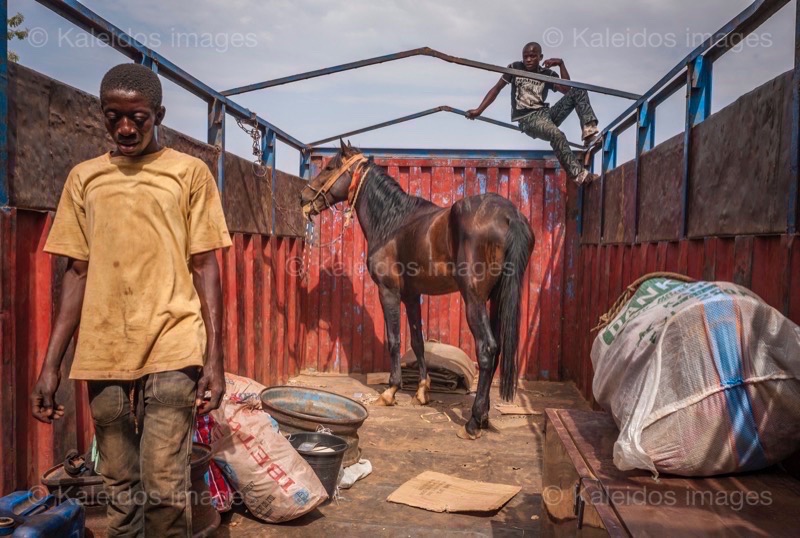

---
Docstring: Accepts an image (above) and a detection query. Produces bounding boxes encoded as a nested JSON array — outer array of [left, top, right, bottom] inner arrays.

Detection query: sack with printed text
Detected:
[[208, 373, 328, 522], [592, 278, 800, 476]]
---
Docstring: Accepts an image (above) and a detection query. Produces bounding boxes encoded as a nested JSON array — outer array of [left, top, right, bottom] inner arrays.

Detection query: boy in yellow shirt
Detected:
[[30, 63, 231, 537]]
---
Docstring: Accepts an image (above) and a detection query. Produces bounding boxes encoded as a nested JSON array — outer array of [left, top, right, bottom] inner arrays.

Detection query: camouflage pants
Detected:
[[518, 88, 598, 179]]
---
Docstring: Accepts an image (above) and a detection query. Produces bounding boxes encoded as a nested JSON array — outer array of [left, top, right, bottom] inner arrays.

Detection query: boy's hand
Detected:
[[465, 109, 480, 120], [542, 58, 563, 68], [31, 367, 66, 424], [196, 359, 225, 415]]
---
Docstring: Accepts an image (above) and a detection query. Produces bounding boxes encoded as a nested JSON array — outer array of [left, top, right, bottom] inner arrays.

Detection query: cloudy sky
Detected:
[[8, 0, 796, 173]]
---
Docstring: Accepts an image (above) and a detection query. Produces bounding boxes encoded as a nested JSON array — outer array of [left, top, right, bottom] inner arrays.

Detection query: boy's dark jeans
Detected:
[[88, 368, 199, 538], [518, 87, 598, 179]]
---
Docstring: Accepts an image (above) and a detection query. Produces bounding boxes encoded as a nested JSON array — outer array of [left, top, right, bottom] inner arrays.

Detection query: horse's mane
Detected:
[[358, 161, 435, 245]]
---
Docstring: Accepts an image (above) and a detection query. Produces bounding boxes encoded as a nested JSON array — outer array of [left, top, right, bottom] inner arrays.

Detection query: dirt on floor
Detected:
[[86, 374, 589, 537]]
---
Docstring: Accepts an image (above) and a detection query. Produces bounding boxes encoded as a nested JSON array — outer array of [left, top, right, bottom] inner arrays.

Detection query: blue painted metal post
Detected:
[[0, 0, 9, 206], [261, 127, 276, 235], [789, 0, 800, 234], [207, 99, 226, 192], [681, 55, 712, 237], [140, 55, 160, 142], [633, 102, 655, 239], [600, 133, 617, 242], [299, 150, 311, 180]]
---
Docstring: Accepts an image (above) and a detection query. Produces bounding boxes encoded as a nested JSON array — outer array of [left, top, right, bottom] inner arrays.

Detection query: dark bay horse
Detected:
[[300, 141, 534, 439]]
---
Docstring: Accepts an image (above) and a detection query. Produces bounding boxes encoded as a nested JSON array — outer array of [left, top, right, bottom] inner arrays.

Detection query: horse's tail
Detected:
[[496, 214, 534, 401]]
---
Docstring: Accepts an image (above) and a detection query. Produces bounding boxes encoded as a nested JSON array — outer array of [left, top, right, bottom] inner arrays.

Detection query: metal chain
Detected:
[[235, 116, 269, 178]]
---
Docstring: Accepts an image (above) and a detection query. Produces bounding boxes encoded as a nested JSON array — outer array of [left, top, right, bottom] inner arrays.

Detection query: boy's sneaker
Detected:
[[574, 169, 600, 185], [582, 123, 601, 147]]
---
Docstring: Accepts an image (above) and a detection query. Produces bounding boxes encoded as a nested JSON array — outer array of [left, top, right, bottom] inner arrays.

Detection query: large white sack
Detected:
[[209, 373, 328, 522], [592, 278, 800, 476]]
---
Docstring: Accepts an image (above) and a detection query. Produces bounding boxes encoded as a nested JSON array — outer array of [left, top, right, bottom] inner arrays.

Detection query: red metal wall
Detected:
[[302, 155, 570, 381], [0, 208, 303, 493], [562, 236, 800, 403]]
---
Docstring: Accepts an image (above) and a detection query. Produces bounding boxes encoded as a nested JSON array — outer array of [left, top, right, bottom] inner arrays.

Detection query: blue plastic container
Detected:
[[0, 490, 84, 537]]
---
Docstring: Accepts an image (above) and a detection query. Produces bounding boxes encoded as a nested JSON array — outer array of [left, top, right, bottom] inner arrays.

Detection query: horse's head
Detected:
[[300, 140, 368, 220]]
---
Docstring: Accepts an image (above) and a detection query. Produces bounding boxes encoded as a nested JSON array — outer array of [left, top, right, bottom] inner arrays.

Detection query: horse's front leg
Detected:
[[375, 286, 403, 406], [404, 294, 431, 405]]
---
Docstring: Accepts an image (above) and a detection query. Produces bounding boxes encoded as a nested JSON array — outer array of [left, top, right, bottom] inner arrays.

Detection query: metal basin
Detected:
[[260, 386, 369, 467]]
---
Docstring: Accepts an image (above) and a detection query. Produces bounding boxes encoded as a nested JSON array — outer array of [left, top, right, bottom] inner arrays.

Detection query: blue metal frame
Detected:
[[299, 150, 312, 179], [260, 127, 277, 234], [632, 102, 655, 239], [310, 106, 585, 150], [223, 47, 641, 101], [11, 0, 794, 242], [599, 133, 617, 241], [789, 0, 800, 234], [585, 0, 794, 239], [34, 0, 306, 153], [595, 0, 784, 142], [0, 0, 8, 206], [207, 100, 225, 191], [681, 55, 712, 237], [310, 147, 556, 161]]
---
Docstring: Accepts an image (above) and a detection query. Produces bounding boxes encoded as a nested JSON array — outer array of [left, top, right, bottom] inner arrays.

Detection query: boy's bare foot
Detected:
[[575, 169, 600, 185]]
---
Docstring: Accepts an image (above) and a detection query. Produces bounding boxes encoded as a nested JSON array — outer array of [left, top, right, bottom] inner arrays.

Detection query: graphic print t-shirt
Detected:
[[503, 61, 559, 121]]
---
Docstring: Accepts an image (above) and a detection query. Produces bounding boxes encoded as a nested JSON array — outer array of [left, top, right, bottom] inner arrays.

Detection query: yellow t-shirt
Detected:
[[44, 147, 232, 380]]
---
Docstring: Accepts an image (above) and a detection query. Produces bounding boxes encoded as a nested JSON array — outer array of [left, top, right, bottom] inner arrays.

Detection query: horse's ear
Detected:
[[347, 140, 353, 149], [339, 138, 348, 154]]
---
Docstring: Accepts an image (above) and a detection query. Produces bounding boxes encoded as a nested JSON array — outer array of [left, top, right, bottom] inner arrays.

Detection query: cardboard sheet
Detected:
[[387, 471, 520, 513]]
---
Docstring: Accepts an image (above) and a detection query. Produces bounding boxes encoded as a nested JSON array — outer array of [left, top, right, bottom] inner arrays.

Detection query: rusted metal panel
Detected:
[[0, 208, 16, 494], [272, 170, 306, 238], [9, 63, 304, 237], [637, 133, 683, 242], [221, 239, 240, 375], [560, 177, 581, 383], [8, 64, 60, 209], [221, 156, 271, 235], [159, 126, 217, 173], [733, 236, 755, 287], [542, 166, 565, 380], [565, 235, 800, 402], [602, 160, 636, 243], [300, 157, 568, 382], [689, 72, 793, 237], [581, 179, 602, 244], [751, 236, 789, 312], [790, 236, 800, 326]]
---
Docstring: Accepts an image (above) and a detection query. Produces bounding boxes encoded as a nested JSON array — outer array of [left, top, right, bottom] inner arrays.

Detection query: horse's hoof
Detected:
[[374, 394, 396, 406], [412, 393, 430, 406], [456, 425, 481, 440]]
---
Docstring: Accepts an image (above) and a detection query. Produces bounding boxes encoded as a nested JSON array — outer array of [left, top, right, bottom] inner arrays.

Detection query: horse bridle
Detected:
[[301, 153, 369, 220]]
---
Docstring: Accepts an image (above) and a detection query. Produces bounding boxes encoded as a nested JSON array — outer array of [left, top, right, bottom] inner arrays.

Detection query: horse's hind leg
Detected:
[[481, 297, 502, 429], [458, 295, 497, 440], [405, 295, 431, 405], [375, 286, 403, 407]]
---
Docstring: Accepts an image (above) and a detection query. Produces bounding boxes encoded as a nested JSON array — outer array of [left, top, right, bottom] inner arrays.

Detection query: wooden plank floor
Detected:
[[86, 375, 589, 537]]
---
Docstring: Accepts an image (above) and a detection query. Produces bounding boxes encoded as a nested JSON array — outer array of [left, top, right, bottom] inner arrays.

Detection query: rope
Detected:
[[262, 154, 370, 282], [592, 272, 696, 332]]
